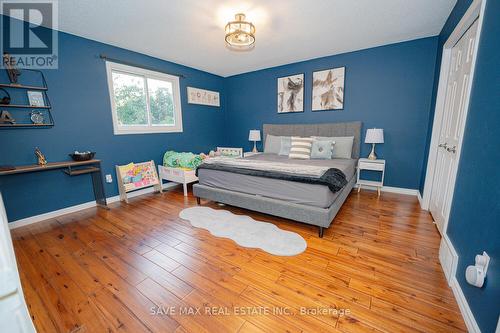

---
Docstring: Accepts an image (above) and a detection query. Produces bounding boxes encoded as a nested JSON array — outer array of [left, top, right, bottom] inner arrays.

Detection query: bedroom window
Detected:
[[105, 61, 183, 135]]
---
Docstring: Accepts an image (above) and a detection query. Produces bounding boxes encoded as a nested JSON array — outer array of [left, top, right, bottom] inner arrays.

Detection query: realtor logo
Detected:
[[1, 0, 58, 68]]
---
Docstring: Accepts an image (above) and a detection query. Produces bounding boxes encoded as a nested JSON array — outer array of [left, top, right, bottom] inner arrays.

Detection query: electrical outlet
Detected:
[[105, 174, 113, 183]]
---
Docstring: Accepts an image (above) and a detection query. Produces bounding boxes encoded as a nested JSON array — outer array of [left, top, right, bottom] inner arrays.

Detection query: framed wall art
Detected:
[[27, 91, 45, 107], [277, 73, 304, 113], [312, 67, 345, 111], [187, 87, 220, 107]]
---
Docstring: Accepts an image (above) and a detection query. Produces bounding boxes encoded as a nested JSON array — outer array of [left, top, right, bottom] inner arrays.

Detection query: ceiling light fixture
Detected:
[[225, 13, 255, 49]]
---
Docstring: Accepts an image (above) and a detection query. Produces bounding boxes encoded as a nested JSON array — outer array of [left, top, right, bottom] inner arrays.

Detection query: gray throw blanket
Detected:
[[196, 158, 347, 193]]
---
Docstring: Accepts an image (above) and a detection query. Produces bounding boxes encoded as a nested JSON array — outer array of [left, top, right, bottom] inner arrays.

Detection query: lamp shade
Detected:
[[248, 129, 261, 141], [365, 128, 384, 144]]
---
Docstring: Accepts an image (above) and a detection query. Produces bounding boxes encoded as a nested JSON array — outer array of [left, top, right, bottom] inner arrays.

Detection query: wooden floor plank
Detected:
[[11, 188, 466, 333]]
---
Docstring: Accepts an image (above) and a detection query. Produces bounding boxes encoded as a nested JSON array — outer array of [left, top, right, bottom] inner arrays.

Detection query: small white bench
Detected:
[[158, 165, 198, 196]]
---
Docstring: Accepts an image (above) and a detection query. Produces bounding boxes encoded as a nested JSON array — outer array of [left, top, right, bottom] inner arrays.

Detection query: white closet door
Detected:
[[430, 20, 479, 233], [0, 194, 36, 333]]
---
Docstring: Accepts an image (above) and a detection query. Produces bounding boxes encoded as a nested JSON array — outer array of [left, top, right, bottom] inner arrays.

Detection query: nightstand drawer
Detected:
[[358, 161, 385, 171]]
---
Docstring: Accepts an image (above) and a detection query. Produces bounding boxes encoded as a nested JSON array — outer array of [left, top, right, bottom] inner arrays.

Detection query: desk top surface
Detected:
[[0, 159, 101, 176]]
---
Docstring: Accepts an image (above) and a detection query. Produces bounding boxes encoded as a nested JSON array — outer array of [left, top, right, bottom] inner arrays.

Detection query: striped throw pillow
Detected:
[[289, 137, 313, 159]]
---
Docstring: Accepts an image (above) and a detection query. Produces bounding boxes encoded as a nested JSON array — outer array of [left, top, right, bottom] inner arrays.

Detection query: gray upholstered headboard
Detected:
[[263, 121, 362, 159]]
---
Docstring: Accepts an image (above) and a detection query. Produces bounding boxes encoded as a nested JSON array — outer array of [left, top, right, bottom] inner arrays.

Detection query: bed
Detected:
[[193, 122, 361, 237]]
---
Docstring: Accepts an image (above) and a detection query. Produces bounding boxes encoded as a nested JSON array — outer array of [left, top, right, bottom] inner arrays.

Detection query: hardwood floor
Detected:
[[11, 187, 466, 332]]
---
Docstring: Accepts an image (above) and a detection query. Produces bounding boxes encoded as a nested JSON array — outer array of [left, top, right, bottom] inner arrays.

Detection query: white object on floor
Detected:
[[179, 207, 307, 256], [465, 251, 490, 288], [158, 165, 198, 196]]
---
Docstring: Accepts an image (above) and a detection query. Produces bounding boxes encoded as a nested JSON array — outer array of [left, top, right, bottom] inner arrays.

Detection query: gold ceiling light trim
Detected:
[[225, 13, 256, 49]]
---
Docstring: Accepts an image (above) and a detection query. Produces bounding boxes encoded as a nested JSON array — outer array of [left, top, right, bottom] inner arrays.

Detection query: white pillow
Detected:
[[264, 135, 281, 154], [313, 136, 354, 159], [289, 137, 313, 159]]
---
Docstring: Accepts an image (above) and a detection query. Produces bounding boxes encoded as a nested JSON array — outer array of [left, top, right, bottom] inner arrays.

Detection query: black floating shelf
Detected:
[[0, 104, 51, 109], [63, 167, 100, 176], [0, 83, 48, 91], [0, 65, 53, 128], [0, 123, 54, 128]]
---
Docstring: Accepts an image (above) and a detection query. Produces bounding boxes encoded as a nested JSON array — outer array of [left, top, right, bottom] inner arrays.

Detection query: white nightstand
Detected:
[[357, 158, 386, 196], [244, 152, 262, 158]]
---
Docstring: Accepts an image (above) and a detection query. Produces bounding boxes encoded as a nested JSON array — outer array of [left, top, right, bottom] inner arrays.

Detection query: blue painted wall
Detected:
[[446, 0, 500, 331], [225, 37, 439, 189], [0, 25, 226, 221], [419, 0, 473, 194]]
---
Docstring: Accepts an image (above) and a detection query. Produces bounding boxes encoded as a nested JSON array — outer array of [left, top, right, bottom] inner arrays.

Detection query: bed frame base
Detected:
[[192, 174, 355, 238]]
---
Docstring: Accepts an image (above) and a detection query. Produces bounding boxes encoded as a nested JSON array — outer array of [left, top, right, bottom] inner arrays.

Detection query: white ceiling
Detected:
[[34, 0, 457, 76]]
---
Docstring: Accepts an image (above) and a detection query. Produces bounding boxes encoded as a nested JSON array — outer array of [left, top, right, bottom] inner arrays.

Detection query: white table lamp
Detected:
[[248, 129, 261, 153], [365, 128, 384, 160]]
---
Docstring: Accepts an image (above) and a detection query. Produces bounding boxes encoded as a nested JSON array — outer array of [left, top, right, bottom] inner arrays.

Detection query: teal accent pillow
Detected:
[[311, 140, 334, 159], [279, 136, 292, 155], [313, 136, 354, 158]]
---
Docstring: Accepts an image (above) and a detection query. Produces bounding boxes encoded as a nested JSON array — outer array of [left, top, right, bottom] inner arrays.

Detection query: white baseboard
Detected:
[[8, 201, 98, 230], [439, 234, 458, 283], [417, 191, 425, 209], [440, 234, 480, 333], [450, 276, 481, 333], [355, 184, 419, 196], [8, 182, 179, 230]]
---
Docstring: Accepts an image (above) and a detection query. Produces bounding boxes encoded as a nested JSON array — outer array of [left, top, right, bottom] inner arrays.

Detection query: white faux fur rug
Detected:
[[179, 207, 307, 256]]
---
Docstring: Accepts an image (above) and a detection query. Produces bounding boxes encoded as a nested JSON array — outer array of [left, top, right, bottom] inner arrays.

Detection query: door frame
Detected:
[[421, 0, 486, 234]]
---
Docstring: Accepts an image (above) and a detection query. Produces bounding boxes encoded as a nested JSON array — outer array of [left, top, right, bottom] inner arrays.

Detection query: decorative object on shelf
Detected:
[[225, 13, 256, 50], [30, 110, 44, 124], [27, 91, 45, 107], [187, 87, 220, 107], [365, 128, 384, 160], [0, 111, 15, 124], [115, 161, 162, 203], [312, 67, 345, 111], [277, 74, 304, 113], [0, 88, 11, 105], [3, 53, 21, 84], [0, 68, 54, 128], [34, 147, 47, 166], [248, 130, 261, 153], [69, 151, 96, 161]]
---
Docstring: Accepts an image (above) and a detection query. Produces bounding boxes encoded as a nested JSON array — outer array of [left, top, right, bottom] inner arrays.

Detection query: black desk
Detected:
[[0, 159, 108, 208]]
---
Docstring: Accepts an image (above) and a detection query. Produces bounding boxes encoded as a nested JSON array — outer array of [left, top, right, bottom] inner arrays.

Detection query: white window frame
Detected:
[[105, 61, 183, 135]]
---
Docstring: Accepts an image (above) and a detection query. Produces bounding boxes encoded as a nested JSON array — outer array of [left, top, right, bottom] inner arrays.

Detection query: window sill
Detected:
[[113, 126, 183, 135]]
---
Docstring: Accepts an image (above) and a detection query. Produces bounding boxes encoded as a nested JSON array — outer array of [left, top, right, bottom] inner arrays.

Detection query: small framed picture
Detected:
[[27, 91, 45, 107], [187, 87, 220, 107], [277, 73, 304, 113]]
